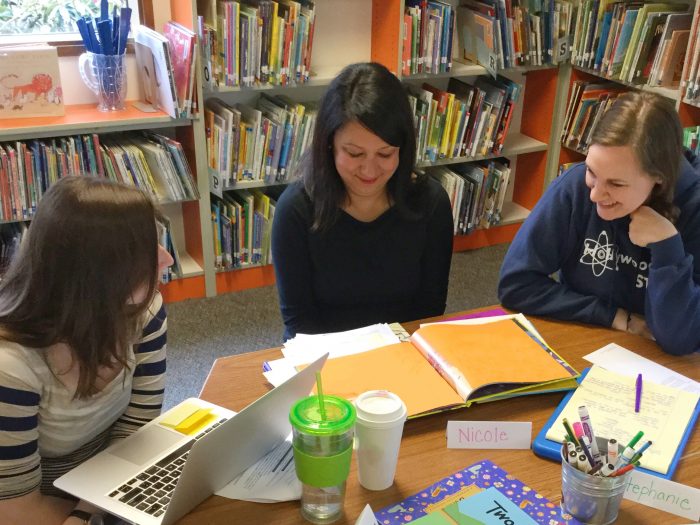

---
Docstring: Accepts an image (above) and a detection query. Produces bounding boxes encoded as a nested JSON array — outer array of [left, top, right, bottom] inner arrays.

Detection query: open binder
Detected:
[[315, 317, 579, 418]]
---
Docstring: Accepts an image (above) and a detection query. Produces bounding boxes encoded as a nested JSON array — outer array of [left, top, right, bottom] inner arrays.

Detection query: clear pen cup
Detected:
[[560, 437, 631, 525], [78, 52, 127, 112]]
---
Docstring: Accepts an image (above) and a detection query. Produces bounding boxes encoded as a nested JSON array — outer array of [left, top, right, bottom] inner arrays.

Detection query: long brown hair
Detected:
[[0, 177, 160, 398], [590, 91, 683, 221]]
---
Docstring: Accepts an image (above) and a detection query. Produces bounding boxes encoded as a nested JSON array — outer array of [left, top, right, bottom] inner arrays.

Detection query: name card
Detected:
[[354, 504, 379, 525], [447, 421, 532, 449], [624, 470, 700, 521]]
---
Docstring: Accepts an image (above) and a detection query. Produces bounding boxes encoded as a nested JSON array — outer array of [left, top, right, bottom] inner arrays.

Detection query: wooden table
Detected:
[[178, 312, 700, 525]]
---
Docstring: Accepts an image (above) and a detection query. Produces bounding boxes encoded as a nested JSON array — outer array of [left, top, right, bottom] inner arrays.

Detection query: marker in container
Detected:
[[579, 435, 598, 469], [599, 463, 616, 477], [611, 464, 635, 477], [607, 438, 619, 465], [566, 441, 576, 456], [573, 421, 584, 441], [562, 418, 580, 447], [568, 450, 578, 465], [615, 446, 636, 469], [629, 440, 653, 465], [578, 405, 602, 464], [589, 462, 604, 475], [577, 454, 590, 472], [626, 431, 644, 449]]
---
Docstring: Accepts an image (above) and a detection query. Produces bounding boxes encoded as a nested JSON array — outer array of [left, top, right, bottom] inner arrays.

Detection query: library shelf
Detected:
[[572, 66, 680, 101], [0, 103, 189, 142], [416, 133, 548, 169]]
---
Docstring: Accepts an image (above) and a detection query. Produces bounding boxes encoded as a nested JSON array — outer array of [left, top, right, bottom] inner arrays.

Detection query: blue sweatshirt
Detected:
[[498, 151, 700, 355]]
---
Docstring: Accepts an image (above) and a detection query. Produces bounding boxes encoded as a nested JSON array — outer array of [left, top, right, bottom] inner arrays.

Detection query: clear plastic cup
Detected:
[[354, 390, 407, 491], [290, 395, 356, 524], [560, 437, 631, 524]]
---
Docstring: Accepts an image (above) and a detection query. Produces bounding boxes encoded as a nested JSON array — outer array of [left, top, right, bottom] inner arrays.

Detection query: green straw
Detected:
[[315, 371, 327, 420]]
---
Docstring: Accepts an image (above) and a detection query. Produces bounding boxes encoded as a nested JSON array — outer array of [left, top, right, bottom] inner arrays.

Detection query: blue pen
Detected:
[[100, 0, 109, 21], [630, 440, 653, 463], [83, 16, 101, 54], [76, 18, 94, 53], [97, 19, 114, 55], [117, 7, 132, 55]]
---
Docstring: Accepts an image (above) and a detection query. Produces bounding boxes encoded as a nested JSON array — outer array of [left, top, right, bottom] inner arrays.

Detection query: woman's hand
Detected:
[[627, 313, 654, 340], [629, 206, 677, 247]]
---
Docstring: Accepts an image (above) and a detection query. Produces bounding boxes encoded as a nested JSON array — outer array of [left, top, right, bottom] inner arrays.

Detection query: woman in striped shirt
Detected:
[[0, 177, 173, 524]]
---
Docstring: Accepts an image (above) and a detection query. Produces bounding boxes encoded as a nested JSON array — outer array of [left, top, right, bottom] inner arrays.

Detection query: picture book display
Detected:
[[316, 317, 579, 418], [375, 459, 582, 525], [0, 44, 64, 118], [542, 365, 700, 476]]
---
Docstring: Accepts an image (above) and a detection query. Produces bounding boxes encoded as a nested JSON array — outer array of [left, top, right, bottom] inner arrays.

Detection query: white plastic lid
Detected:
[[354, 390, 407, 425]]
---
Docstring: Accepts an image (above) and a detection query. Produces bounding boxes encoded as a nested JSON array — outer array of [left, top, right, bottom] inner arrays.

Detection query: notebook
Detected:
[[314, 316, 579, 418], [375, 459, 583, 524], [532, 366, 700, 479], [54, 353, 328, 525]]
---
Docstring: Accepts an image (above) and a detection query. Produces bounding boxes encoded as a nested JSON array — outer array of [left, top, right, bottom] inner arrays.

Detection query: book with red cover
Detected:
[[163, 21, 196, 117]]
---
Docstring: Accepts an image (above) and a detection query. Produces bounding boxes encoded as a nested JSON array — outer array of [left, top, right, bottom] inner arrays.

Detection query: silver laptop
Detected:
[[55, 353, 328, 525]]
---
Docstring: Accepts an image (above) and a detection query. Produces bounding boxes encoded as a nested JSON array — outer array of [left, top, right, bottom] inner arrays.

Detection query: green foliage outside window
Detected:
[[0, 0, 117, 35]]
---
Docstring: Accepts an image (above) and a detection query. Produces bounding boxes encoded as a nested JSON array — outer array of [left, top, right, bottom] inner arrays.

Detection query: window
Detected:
[[0, 0, 140, 44]]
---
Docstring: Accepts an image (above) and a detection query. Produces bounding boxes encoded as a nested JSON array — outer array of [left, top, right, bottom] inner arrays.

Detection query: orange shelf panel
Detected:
[[520, 69, 559, 143], [371, 0, 401, 74], [160, 275, 206, 303], [453, 223, 522, 251], [216, 265, 277, 294], [183, 201, 204, 268], [170, 1, 194, 29], [559, 145, 586, 169], [512, 151, 547, 210], [0, 103, 171, 134], [679, 101, 700, 128]]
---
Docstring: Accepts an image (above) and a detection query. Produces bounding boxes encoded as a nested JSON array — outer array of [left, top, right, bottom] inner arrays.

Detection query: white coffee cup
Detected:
[[354, 390, 407, 491]]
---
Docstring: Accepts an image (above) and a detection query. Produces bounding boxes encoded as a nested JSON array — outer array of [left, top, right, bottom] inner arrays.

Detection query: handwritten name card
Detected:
[[447, 421, 532, 449], [624, 470, 700, 521]]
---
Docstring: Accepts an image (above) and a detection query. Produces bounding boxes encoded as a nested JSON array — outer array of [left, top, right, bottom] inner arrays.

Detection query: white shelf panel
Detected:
[[177, 252, 204, 278], [416, 133, 547, 169], [573, 66, 680, 101], [499, 201, 531, 226]]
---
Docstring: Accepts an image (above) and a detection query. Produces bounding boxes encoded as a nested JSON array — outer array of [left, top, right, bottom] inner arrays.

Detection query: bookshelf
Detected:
[[556, 0, 700, 178], [195, 0, 564, 297], [5, 0, 698, 303]]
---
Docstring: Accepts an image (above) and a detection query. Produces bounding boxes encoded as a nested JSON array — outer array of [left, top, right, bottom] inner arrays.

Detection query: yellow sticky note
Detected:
[[159, 401, 216, 435]]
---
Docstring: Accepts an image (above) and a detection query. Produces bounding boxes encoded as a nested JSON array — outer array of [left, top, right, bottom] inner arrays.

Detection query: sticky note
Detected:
[[159, 401, 216, 436]]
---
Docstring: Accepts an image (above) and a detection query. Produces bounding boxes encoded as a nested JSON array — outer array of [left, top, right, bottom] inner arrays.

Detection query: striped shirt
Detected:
[[0, 293, 167, 499]]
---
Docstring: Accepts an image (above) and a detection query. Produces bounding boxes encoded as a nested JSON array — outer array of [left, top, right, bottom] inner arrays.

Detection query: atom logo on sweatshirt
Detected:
[[580, 230, 617, 277]]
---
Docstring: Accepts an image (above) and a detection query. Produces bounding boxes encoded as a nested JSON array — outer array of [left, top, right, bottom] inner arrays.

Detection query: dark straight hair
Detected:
[[590, 91, 683, 221], [0, 177, 161, 398], [301, 62, 421, 231]]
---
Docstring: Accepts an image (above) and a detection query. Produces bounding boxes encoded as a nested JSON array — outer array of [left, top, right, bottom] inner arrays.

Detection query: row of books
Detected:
[[428, 158, 512, 235], [560, 81, 627, 152], [682, 2, 700, 103], [407, 75, 521, 164], [197, 0, 316, 88], [457, 0, 574, 70], [211, 187, 283, 269], [0, 132, 198, 223], [402, 1, 456, 76], [205, 94, 317, 186], [0, 219, 184, 282], [134, 23, 198, 119], [570, 0, 691, 87]]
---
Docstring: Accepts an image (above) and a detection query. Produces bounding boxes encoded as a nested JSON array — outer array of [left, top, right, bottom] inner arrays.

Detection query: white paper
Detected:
[[447, 421, 532, 449], [354, 504, 379, 525], [624, 470, 700, 521], [215, 434, 301, 503], [584, 343, 700, 395]]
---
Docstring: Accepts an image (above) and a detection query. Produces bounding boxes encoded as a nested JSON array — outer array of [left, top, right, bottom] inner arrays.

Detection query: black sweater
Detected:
[[271, 178, 454, 341]]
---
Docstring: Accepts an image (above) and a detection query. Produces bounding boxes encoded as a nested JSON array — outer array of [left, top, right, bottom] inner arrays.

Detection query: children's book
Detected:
[[313, 315, 579, 418], [0, 44, 64, 118], [375, 459, 583, 524], [134, 26, 178, 119]]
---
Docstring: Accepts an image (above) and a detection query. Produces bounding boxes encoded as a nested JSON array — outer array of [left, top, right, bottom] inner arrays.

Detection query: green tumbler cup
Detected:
[[290, 395, 356, 524]]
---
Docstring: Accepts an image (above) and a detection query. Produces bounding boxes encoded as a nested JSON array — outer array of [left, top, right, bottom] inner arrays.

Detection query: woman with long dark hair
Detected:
[[0, 177, 173, 523], [272, 62, 454, 340]]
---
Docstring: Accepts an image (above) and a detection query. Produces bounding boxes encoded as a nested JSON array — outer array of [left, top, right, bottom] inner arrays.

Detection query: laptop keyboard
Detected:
[[107, 418, 228, 517]]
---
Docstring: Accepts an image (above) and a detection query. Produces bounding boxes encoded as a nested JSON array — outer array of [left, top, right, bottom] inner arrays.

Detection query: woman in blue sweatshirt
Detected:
[[498, 91, 700, 355]]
